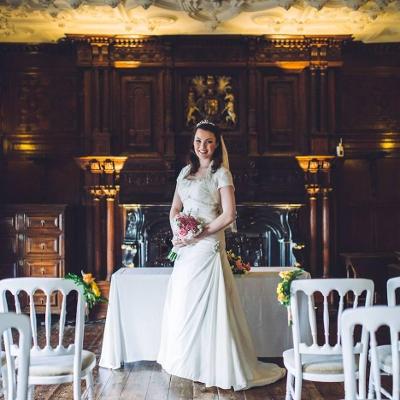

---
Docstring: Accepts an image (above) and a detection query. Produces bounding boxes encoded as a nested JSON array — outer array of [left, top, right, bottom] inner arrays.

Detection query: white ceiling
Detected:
[[0, 0, 400, 43]]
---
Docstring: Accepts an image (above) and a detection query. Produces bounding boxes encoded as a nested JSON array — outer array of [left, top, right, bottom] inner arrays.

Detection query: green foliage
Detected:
[[64, 272, 107, 310]]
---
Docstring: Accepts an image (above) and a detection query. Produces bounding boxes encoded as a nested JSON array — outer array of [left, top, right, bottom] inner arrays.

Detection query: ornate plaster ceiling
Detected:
[[0, 0, 399, 43]]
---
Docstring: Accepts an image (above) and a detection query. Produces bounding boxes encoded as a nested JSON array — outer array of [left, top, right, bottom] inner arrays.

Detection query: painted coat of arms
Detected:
[[185, 75, 238, 129]]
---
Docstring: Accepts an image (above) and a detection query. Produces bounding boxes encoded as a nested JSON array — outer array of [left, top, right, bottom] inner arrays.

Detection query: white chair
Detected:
[[387, 277, 400, 306], [365, 277, 400, 399], [342, 306, 400, 400], [0, 312, 31, 400], [283, 278, 374, 400], [0, 278, 96, 400]]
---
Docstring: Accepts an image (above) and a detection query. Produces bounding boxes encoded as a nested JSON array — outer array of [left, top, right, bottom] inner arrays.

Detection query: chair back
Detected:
[[290, 278, 374, 358], [0, 278, 86, 380], [341, 306, 400, 400], [0, 312, 31, 400], [387, 277, 400, 306]]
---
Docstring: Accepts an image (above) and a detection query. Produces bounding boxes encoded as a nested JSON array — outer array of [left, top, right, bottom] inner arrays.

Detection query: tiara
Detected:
[[196, 119, 216, 127]]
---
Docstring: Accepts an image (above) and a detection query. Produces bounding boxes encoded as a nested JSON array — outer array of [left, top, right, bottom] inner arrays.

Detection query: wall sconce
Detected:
[[307, 159, 320, 173], [102, 159, 115, 174], [296, 155, 335, 187], [88, 159, 102, 173]]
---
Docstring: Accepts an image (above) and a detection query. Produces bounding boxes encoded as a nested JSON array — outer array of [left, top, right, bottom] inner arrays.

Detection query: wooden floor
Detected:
[[32, 320, 349, 400]]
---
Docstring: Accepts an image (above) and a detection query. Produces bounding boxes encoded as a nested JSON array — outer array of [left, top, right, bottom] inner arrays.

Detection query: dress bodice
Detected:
[[177, 165, 234, 224]]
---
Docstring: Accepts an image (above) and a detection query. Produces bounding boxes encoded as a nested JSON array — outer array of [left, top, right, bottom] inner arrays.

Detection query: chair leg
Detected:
[[85, 372, 94, 400], [73, 378, 81, 400], [27, 385, 34, 400], [367, 367, 374, 399], [285, 372, 293, 400], [293, 375, 302, 400]]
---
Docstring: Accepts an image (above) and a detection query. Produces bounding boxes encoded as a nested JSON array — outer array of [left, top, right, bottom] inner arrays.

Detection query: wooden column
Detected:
[[296, 156, 335, 277], [75, 156, 127, 281], [93, 197, 102, 278], [319, 68, 328, 134], [310, 66, 318, 136], [103, 188, 119, 281], [321, 187, 332, 278], [306, 185, 320, 277]]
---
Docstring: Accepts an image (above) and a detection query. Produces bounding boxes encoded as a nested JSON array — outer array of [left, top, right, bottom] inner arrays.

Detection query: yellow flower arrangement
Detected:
[[276, 268, 304, 325], [65, 271, 107, 309], [276, 268, 305, 307]]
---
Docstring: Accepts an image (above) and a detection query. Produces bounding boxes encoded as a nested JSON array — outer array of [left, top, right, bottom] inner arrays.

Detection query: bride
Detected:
[[157, 120, 285, 391]]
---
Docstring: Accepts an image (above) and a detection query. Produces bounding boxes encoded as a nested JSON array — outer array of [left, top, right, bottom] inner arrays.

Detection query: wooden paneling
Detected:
[[118, 72, 163, 155], [336, 68, 400, 134], [0, 45, 79, 158], [337, 156, 400, 254], [260, 72, 306, 155], [1, 36, 400, 280]]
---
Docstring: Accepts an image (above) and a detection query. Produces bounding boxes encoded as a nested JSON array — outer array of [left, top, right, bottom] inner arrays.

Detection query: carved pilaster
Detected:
[[296, 155, 335, 277], [306, 184, 320, 277], [321, 187, 333, 278], [75, 156, 127, 281]]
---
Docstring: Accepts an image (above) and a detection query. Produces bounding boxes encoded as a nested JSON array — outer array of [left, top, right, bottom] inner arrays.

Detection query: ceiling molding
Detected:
[[0, 0, 399, 43]]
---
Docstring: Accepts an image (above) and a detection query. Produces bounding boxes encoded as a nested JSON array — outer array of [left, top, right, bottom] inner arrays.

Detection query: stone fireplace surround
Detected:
[[121, 203, 304, 269]]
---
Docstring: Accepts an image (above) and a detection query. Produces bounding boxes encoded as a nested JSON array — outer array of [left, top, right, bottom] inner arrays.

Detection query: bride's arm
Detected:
[[170, 189, 183, 231], [202, 185, 236, 236]]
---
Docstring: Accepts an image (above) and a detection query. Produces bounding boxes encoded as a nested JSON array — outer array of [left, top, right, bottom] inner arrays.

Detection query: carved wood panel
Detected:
[[259, 71, 306, 155], [337, 157, 400, 253], [0, 59, 79, 157], [116, 71, 164, 156], [336, 68, 400, 133]]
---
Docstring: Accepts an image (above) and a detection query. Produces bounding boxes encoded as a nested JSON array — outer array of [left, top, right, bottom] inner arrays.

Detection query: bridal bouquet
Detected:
[[226, 250, 251, 275], [276, 268, 305, 325], [65, 271, 107, 310], [167, 213, 205, 262]]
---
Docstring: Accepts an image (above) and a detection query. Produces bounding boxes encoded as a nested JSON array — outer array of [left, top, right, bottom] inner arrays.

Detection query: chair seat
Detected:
[[371, 345, 399, 374], [283, 349, 359, 375], [26, 350, 96, 377]]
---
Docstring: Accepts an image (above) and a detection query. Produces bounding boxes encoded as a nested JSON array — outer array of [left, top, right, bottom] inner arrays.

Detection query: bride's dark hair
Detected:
[[188, 121, 222, 175]]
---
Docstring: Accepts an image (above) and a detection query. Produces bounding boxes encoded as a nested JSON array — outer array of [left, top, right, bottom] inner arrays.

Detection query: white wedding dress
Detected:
[[157, 165, 286, 391]]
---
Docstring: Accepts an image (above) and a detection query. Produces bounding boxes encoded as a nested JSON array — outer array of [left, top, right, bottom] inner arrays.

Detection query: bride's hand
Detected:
[[172, 237, 186, 248]]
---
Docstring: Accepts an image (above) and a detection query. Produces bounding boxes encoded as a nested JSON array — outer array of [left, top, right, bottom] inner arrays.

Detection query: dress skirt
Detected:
[[157, 233, 286, 391]]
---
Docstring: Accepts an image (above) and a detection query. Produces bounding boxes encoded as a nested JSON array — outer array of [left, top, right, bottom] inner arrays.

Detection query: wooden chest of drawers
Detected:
[[0, 204, 66, 312]]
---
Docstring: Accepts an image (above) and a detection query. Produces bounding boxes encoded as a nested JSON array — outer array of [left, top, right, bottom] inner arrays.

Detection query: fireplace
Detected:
[[121, 203, 305, 268]]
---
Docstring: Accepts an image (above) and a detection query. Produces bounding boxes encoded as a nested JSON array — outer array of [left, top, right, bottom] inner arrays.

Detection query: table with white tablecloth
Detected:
[[99, 266, 309, 369]]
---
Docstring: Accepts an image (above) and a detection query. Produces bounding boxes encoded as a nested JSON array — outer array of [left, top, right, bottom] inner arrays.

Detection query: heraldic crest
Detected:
[[185, 75, 238, 129]]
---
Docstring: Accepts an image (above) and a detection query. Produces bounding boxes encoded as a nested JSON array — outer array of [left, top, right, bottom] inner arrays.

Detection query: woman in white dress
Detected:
[[157, 120, 285, 391]]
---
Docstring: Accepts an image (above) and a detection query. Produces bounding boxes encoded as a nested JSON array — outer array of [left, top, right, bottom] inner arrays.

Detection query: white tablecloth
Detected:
[[99, 267, 309, 369]]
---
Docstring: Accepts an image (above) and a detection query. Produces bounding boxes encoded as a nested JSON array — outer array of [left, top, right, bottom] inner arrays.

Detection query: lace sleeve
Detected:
[[177, 165, 190, 182], [216, 167, 234, 190]]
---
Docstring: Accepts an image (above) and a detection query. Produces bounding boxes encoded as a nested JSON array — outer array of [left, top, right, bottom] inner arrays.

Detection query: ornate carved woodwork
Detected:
[[259, 72, 306, 155], [0, 43, 79, 158], [75, 156, 127, 281], [1, 35, 400, 285], [336, 68, 400, 134], [296, 155, 335, 277]]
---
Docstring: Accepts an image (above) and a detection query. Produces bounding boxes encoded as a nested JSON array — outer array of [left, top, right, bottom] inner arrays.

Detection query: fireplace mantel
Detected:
[[120, 203, 305, 269]]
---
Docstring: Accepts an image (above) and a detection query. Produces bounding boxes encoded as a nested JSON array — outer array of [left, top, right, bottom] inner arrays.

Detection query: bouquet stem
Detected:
[[167, 248, 178, 262]]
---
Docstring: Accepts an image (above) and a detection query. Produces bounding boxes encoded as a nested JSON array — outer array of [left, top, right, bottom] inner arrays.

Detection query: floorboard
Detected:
[[30, 319, 378, 400]]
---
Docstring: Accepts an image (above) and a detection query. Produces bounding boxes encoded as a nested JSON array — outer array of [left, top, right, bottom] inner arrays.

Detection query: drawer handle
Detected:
[[40, 267, 45, 275], [40, 242, 46, 250], [40, 219, 45, 227]]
